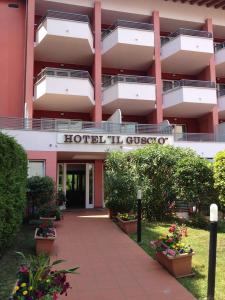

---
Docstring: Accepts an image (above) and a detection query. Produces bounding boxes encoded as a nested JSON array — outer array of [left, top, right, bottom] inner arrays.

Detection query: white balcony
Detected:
[[35, 11, 94, 64], [102, 75, 156, 115], [161, 29, 214, 74], [218, 90, 225, 119], [102, 20, 154, 70], [163, 80, 217, 117], [215, 44, 225, 77], [34, 68, 94, 112]]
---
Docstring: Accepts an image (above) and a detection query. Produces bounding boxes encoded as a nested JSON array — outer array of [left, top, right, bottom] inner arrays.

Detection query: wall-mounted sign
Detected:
[[57, 133, 174, 146]]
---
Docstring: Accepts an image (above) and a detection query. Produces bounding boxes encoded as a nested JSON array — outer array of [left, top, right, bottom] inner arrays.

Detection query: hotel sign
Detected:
[[57, 133, 173, 146]]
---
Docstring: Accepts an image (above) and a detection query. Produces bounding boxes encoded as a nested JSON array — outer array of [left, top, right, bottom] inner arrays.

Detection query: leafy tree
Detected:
[[214, 150, 225, 211]]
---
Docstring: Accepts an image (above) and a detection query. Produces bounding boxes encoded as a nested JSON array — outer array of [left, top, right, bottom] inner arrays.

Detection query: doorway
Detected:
[[57, 163, 94, 209]]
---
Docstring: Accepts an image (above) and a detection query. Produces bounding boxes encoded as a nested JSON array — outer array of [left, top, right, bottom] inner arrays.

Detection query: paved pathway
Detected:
[[53, 210, 195, 300]]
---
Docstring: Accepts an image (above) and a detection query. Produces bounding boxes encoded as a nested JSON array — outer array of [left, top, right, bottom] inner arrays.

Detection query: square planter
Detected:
[[117, 218, 137, 234], [34, 228, 56, 255], [40, 216, 56, 226], [156, 251, 194, 278]]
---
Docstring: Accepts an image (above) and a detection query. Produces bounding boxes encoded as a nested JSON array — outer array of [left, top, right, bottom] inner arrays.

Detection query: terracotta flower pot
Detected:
[[117, 218, 137, 234], [34, 228, 56, 255], [109, 209, 117, 220], [156, 251, 194, 278]]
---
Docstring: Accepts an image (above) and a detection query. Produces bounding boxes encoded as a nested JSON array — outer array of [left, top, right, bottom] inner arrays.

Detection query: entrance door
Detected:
[[57, 163, 94, 208]]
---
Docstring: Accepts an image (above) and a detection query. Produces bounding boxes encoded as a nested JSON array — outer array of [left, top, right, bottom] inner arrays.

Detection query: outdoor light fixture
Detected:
[[207, 203, 218, 300], [137, 190, 142, 200], [192, 206, 196, 213], [137, 189, 142, 243], [210, 204, 218, 222]]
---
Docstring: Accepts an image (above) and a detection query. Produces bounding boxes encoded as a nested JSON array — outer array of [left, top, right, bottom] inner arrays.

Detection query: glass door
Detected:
[[85, 164, 94, 208], [58, 163, 94, 208]]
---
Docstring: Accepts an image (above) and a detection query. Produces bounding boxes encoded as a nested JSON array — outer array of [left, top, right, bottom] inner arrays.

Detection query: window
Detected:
[[28, 160, 45, 178]]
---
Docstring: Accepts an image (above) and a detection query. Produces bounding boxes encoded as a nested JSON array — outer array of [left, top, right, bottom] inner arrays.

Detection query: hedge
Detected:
[[105, 144, 216, 220], [0, 133, 27, 255], [214, 150, 225, 211]]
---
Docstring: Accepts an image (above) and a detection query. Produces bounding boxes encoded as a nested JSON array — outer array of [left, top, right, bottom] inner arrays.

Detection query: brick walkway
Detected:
[[53, 210, 195, 300]]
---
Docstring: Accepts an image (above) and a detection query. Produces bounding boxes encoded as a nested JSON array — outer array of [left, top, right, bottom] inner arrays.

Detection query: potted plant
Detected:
[[10, 252, 78, 300], [150, 224, 194, 278], [117, 213, 137, 234], [39, 202, 63, 224], [34, 221, 56, 255]]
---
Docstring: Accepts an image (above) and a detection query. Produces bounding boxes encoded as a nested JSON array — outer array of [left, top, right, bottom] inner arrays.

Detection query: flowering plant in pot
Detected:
[[150, 224, 194, 278], [10, 252, 78, 300], [34, 221, 56, 255], [117, 213, 137, 234]]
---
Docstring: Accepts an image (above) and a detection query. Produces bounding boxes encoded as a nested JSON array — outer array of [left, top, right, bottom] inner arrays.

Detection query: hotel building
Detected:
[[1, 0, 225, 208]]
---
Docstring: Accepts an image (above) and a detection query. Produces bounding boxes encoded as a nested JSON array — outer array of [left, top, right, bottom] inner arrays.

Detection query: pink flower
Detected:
[[53, 292, 58, 300], [167, 249, 176, 256], [19, 265, 29, 273]]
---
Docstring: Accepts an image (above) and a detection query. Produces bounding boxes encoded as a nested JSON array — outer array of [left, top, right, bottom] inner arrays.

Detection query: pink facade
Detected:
[[1, 0, 225, 208]]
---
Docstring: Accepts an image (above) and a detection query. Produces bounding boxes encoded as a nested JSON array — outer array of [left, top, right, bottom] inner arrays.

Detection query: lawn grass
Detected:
[[0, 224, 35, 300], [131, 222, 225, 300]]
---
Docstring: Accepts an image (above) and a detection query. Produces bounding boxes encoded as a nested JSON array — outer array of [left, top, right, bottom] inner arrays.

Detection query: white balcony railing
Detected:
[[218, 89, 225, 118], [35, 10, 94, 64], [163, 80, 217, 117], [34, 68, 94, 112], [161, 28, 214, 74], [102, 20, 154, 70], [102, 75, 156, 115], [215, 42, 225, 77]]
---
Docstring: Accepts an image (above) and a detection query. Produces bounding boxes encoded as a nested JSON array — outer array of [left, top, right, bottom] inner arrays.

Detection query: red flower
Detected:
[[53, 292, 58, 300]]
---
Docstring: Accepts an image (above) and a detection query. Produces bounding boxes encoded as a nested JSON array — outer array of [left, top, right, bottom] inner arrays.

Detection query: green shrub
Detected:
[[173, 155, 216, 211], [105, 151, 137, 213], [27, 176, 55, 210], [214, 150, 225, 211], [0, 133, 27, 255], [105, 144, 215, 221]]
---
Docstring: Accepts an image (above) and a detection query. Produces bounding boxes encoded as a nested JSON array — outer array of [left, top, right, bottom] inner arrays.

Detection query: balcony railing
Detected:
[[1, 118, 225, 142], [214, 42, 225, 52], [0, 117, 172, 135], [161, 28, 212, 46], [38, 10, 90, 29], [163, 79, 216, 93], [174, 133, 225, 142], [102, 74, 155, 89], [218, 89, 225, 97], [102, 20, 154, 39], [36, 68, 93, 85]]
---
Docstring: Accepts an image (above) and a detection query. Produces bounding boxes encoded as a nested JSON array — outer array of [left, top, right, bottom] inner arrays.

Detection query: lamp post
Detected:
[[207, 204, 218, 300], [137, 190, 142, 243]]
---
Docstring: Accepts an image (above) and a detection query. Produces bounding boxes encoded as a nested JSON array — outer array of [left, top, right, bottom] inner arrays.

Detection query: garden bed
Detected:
[[131, 222, 225, 300]]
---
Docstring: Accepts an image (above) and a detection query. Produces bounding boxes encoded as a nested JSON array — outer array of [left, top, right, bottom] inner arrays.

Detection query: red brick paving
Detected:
[[52, 210, 195, 300]]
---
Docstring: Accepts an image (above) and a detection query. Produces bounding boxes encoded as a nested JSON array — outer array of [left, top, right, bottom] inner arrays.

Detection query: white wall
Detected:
[[35, 77, 94, 102], [215, 48, 225, 66], [161, 36, 213, 60], [163, 87, 217, 108], [102, 27, 154, 54], [103, 82, 156, 105], [36, 18, 94, 50], [174, 141, 225, 158], [2, 129, 225, 158]]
